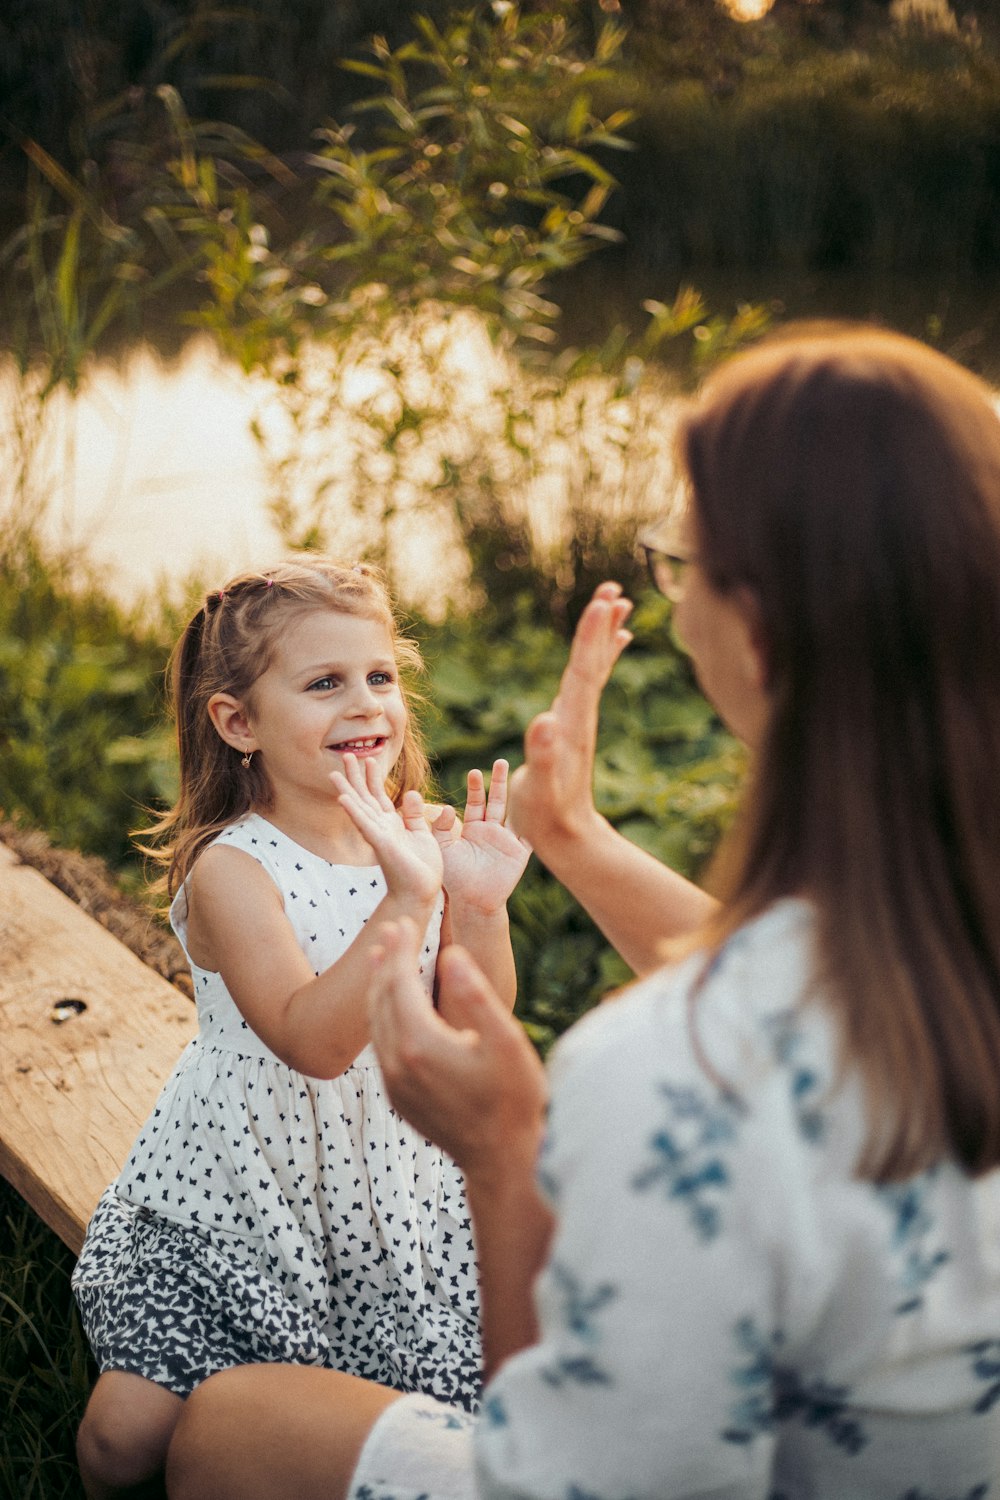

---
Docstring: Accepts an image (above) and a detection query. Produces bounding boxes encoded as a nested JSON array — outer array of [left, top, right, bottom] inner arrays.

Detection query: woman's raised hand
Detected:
[[433, 759, 531, 916], [331, 754, 442, 910], [368, 918, 547, 1179], [509, 582, 633, 856]]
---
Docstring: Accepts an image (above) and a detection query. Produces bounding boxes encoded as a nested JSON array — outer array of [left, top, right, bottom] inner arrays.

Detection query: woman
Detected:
[[166, 326, 1000, 1500]]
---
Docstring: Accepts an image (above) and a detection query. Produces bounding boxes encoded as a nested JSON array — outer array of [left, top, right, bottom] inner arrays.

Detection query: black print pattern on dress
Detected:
[[72, 813, 482, 1408]]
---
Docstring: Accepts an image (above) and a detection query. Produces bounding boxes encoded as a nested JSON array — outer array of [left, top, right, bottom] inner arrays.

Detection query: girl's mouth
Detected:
[[329, 737, 386, 756]]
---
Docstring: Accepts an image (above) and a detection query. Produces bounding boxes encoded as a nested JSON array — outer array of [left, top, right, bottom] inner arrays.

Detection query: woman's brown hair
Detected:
[[678, 324, 1000, 1181], [141, 558, 430, 898]]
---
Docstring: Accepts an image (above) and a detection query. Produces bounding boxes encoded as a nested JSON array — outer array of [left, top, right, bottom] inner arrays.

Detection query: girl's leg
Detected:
[[166, 1365, 402, 1500], [77, 1371, 184, 1499]]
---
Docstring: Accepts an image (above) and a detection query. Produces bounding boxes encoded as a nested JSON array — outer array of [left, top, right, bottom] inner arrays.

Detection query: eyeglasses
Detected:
[[640, 539, 695, 602]]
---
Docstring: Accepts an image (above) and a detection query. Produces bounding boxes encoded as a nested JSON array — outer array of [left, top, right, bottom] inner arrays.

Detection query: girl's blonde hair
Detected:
[[679, 324, 1000, 1183], [142, 558, 429, 897]]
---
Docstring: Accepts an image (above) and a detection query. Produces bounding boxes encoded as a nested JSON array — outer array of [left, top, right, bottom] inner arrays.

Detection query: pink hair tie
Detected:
[[265, 578, 275, 588], [217, 589, 226, 601]]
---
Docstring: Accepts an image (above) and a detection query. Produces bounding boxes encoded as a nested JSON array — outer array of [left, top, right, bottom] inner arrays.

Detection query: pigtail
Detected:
[[171, 599, 212, 790]]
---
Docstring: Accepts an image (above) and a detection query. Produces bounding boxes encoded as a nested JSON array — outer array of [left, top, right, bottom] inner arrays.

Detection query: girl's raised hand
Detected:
[[434, 759, 531, 917], [331, 754, 442, 909]]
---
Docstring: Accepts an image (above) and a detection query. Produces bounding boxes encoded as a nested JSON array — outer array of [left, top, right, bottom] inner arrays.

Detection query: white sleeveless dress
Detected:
[[72, 814, 482, 1408]]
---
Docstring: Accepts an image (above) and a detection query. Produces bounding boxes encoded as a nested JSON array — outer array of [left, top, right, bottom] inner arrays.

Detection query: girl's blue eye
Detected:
[[369, 671, 393, 686], [308, 676, 336, 691]]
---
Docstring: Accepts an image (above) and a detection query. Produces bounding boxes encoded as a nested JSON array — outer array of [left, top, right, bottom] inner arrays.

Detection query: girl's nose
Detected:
[[346, 680, 379, 714]]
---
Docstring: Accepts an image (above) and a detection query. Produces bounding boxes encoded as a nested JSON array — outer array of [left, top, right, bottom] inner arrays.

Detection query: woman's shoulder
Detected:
[[552, 897, 820, 1075], [540, 897, 855, 1209], [544, 897, 845, 1163]]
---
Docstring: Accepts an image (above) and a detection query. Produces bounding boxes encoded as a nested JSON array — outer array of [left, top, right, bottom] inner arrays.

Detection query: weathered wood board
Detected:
[[0, 840, 196, 1254]]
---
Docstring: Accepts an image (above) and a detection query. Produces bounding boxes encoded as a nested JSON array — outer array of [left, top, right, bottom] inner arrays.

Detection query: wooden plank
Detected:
[[0, 841, 196, 1254]]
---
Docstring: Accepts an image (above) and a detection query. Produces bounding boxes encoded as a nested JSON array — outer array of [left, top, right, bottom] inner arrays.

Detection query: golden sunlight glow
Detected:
[[720, 0, 776, 18]]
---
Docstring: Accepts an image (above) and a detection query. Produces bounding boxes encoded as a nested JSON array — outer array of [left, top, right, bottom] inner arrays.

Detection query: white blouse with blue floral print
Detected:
[[351, 897, 1000, 1500]]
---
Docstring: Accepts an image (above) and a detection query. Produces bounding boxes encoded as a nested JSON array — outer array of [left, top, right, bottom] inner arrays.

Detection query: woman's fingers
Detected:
[[570, 592, 634, 681], [555, 594, 634, 743], [522, 713, 560, 773]]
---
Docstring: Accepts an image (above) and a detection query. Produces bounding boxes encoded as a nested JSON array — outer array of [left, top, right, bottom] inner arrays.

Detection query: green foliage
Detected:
[[1, 3, 636, 379], [0, 1178, 92, 1500], [307, 7, 632, 339], [601, 7, 1000, 273], [0, 545, 175, 866], [1, 0, 997, 388], [0, 0, 461, 202]]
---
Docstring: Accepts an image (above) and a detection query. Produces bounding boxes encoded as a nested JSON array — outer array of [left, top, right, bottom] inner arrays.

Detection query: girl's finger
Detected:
[[484, 759, 509, 821], [341, 751, 369, 795], [331, 769, 367, 819], [399, 788, 427, 831], [431, 804, 459, 846], [463, 769, 487, 823], [364, 753, 396, 811]]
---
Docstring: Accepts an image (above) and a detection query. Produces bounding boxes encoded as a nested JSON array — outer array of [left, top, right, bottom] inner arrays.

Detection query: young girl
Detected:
[[71, 557, 530, 1499]]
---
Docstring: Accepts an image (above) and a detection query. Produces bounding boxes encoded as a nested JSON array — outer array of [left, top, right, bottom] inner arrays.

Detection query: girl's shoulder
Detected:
[[209, 812, 273, 859], [201, 814, 308, 881], [171, 818, 286, 948]]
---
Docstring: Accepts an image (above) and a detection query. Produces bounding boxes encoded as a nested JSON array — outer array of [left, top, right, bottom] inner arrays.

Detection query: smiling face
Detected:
[[210, 607, 408, 825]]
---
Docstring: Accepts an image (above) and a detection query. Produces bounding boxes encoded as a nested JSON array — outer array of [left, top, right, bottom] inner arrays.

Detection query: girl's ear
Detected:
[[208, 693, 254, 752]]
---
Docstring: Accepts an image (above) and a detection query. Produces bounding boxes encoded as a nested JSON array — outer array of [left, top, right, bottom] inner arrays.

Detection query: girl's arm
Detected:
[[185, 760, 443, 1079], [434, 760, 531, 1012], [369, 921, 553, 1379], [509, 584, 716, 975]]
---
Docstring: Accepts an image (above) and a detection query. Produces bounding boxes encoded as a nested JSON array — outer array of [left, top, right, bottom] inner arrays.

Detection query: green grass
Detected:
[[0, 1178, 92, 1500]]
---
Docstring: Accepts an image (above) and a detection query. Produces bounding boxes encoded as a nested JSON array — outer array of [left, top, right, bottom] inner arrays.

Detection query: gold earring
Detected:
[[241, 749, 253, 769]]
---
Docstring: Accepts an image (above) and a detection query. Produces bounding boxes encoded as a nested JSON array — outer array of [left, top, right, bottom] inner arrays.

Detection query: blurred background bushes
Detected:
[[1, 0, 998, 323]]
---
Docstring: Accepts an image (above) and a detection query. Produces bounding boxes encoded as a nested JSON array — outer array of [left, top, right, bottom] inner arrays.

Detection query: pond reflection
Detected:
[[4, 311, 679, 613], [6, 272, 998, 613], [10, 343, 280, 602]]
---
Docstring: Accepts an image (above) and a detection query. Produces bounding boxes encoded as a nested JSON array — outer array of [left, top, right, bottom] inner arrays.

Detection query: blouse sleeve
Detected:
[[473, 960, 826, 1500]]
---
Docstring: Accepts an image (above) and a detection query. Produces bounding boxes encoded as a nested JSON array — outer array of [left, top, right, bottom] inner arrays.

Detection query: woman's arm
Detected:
[[509, 584, 716, 974], [369, 922, 553, 1378]]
